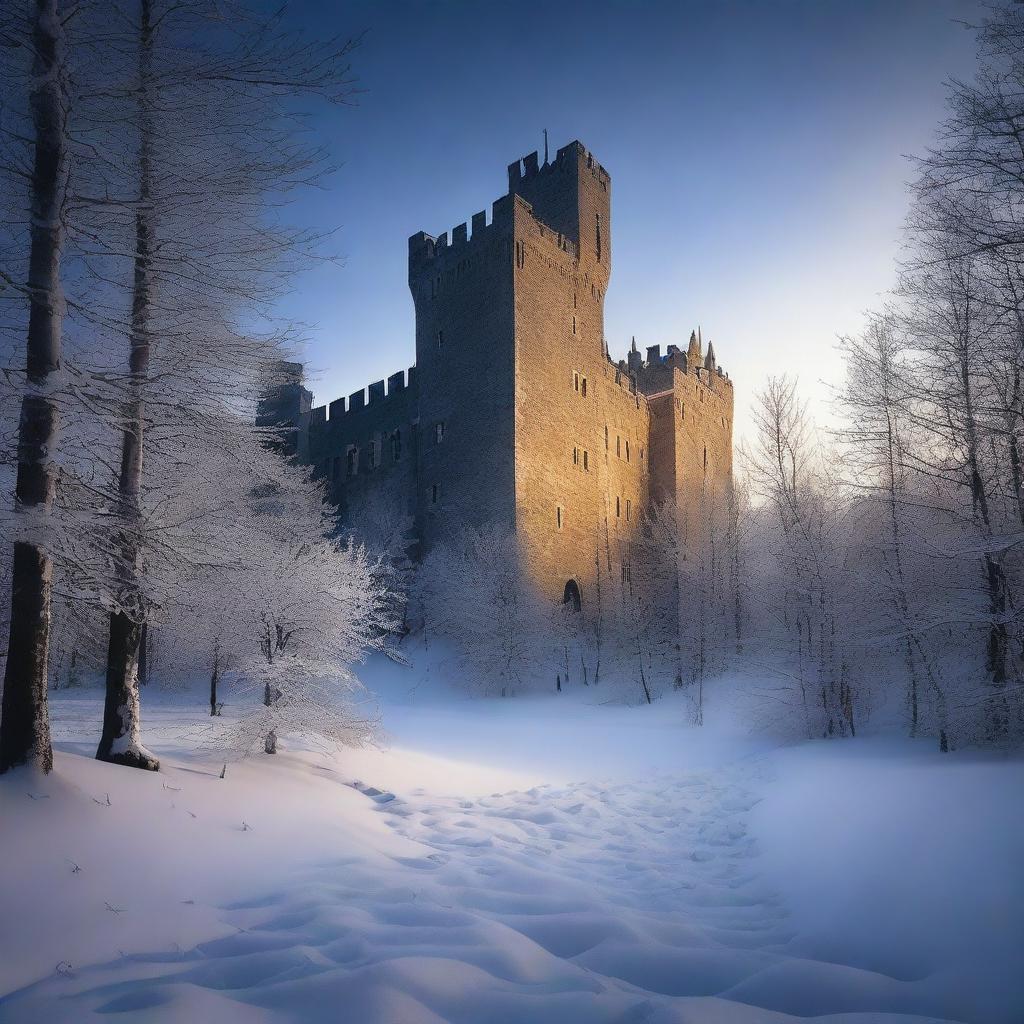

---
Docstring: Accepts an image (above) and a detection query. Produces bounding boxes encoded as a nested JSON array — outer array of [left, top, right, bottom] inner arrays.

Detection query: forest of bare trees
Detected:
[[0, 0, 390, 774], [408, 6, 1024, 750], [2, 2, 1022, 773]]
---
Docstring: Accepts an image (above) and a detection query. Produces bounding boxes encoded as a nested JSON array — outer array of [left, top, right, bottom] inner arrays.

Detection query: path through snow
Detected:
[[1, 663, 1021, 1023], [0, 739, 972, 1023]]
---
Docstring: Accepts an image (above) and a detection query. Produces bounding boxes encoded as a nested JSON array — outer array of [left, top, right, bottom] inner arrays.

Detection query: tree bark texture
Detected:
[[1, 0, 69, 775], [97, 0, 158, 770]]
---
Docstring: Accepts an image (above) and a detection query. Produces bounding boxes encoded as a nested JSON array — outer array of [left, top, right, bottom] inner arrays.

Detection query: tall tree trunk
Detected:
[[0, 0, 69, 775], [96, 0, 158, 770], [209, 641, 220, 716], [138, 621, 148, 685]]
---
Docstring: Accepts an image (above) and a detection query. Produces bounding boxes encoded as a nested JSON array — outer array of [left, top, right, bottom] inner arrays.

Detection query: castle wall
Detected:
[[408, 196, 518, 549], [294, 139, 735, 621], [510, 167, 648, 608], [645, 361, 734, 535], [306, 368, 418, 524]]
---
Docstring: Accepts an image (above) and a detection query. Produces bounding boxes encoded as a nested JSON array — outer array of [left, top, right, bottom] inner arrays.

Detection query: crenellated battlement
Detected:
[[608, 332, 734, 410], [409, 194, 515, 281], [300, 139, 734, 610], [507, 140, 610, 193], [309, 365, 417, 429], [410, 139, 607, 286]]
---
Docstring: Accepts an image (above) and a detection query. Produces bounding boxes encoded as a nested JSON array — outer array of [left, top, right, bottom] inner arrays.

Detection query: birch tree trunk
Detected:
[[0, 0, 69, 775], [96, 0, 159, 770]]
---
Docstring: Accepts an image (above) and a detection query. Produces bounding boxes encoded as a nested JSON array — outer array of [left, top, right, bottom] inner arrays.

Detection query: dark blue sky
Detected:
[[281, 0, 981, 439]]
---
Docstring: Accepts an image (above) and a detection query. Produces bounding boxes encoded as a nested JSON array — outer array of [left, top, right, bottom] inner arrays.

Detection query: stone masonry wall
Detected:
[[298, 140, 735, 620]]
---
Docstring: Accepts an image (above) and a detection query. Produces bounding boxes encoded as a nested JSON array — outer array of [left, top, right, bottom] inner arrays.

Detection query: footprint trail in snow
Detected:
[[0, 761, 966, 1024]]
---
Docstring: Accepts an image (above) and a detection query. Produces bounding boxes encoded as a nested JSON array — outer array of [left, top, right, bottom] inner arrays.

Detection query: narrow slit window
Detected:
[[573, 371, 580, 392], [583, 450, 589, 471], [616, 495, 621, 518], [604, 425, 609, 450], [392, 430, 402, 462], [626, 498, 632, 521], [437, 330, 444, 348], [431, 483, 439, 505], [435, 421, 446, 444], [581, 376, 587, 397], [625, 440, 630, 462], [556, 506, 563, 530], [573, 447, 579, 466], [346, 448, 357, 478], [616, 436, 621, 457]]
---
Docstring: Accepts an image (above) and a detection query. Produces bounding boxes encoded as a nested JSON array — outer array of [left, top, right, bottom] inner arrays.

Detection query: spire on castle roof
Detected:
[[687, 329, 701, 364], [704, 342, 717, 372]]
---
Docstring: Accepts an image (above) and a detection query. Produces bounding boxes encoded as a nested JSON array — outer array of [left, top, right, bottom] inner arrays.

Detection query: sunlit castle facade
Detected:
[[283, 140, 734, 609]]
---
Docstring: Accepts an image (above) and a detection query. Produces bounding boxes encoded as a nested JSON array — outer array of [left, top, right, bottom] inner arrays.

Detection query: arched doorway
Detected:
[[562, 579, 582, 613]]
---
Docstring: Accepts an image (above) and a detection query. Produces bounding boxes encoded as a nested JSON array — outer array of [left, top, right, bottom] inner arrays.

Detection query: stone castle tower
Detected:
[[295, 140, 734, 610]]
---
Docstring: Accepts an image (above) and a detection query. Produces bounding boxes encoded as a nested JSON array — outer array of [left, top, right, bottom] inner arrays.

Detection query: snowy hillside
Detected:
[[0, 657, 1021, 1024]]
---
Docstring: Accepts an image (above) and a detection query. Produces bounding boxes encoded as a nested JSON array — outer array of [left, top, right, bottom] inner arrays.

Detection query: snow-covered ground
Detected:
[[1, 654, 1021, 1023]]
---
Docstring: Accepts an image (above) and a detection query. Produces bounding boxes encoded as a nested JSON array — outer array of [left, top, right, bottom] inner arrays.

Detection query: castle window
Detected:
[[573, 371, 580, 392], [625, 440, 630, 462], [596, 213, 603, 263], [616, 496, 621, 518], [640, 446, 644, 461], [368, 441, 376, 470], [616, 436, 621, 457], [556, 506, 563, 530], [703, 445, 708, 472], [572, 315, 576, 335], [573, 447, 579, 466], [516, 241, 525, 269], [605, 425, 609, 450], [434, 421, 446, 445], [437, 330, 444, 348], [392, 430, 402, 462], [583, 450, 589, 471], [621, 564, 631, 586], [581, 376, 587, 397], [431, 483, 439, 505], [626, 498, 632, 521], [346, 447, 357, 478]]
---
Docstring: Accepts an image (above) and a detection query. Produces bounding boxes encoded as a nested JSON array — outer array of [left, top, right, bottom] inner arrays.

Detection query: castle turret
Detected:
[[507, 140, 611, 294]]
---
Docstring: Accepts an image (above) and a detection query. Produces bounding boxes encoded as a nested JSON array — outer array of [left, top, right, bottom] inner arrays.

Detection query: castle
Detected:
[[289, 140, 734, 610]]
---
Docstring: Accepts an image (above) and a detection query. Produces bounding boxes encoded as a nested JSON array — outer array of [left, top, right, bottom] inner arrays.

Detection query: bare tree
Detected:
[[57, 0, 361, 767], [0, 0, 71, 774]]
